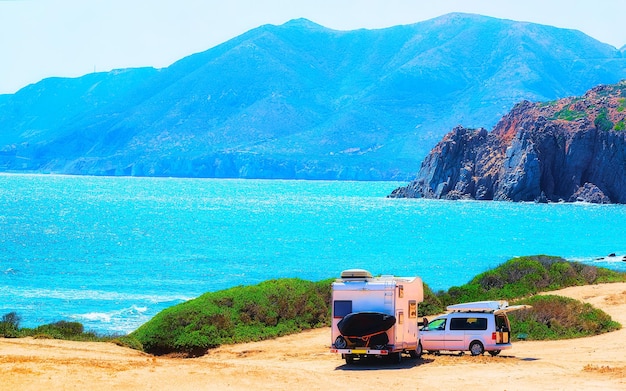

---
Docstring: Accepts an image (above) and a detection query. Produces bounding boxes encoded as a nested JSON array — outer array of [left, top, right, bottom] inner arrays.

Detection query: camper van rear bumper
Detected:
[[330, 348, 390, 355]]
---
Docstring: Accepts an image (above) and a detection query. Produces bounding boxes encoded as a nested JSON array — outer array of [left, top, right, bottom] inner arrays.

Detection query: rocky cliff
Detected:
[[390, 81, 626, 203]]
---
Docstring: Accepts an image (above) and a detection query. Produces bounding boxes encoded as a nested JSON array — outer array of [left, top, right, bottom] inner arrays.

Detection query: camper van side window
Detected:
[[333, 300, 352, 318], [409, 300, 417, 319]]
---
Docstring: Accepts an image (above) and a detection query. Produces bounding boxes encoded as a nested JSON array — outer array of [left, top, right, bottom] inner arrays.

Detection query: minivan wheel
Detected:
[[488, 350, 501, 357], [469, 341, 484, 356]]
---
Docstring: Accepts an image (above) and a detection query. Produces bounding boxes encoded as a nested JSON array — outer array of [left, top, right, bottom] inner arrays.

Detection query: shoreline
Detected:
[[2, 282, 626, 390]]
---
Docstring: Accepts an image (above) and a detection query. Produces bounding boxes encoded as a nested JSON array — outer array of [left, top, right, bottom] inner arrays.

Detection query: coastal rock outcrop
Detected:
[[390, 81, 626, 203]]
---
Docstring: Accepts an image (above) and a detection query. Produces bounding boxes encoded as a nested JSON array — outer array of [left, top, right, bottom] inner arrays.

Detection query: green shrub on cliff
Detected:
[[551, 107, 586, 121], [132, 278, 332, 355], [594, 108, 614, 131]]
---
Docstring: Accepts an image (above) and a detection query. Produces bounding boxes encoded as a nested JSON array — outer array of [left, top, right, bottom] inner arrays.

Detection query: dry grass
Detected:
[[583, 364, 626, 377], [604, 291, 626, 305]]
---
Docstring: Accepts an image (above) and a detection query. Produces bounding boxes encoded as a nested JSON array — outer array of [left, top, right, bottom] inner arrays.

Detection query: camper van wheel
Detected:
[[344, 354, 354, 365], [392, 352, 402, 363], [409, 342, 423, 359], [334, 336, 348, 349], [488, 350, 501, 357], [469, 341, 484, 356]]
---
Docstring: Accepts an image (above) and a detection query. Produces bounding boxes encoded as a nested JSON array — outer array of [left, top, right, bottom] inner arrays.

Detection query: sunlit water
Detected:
[[1, 174, 624, 333]]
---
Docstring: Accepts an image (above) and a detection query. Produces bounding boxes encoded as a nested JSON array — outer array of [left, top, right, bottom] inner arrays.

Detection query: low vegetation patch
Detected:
[[0, 311, 141, 347], [509, 295, 620, 340], [434, 255, 625, 307], [131, 278, 332, 356], [551, 107, 586, 121], [25, 320, 100, 341], [420, 256, 625, 342], [594, 107, 614, 131]]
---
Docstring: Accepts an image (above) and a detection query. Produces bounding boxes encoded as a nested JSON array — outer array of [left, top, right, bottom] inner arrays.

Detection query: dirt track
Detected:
[[2, 283, 626, 391]]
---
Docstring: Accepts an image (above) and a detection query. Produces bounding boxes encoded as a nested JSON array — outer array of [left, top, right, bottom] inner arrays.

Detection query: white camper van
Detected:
[[330, 269, 424, 364], [420, 300, 529, 356]]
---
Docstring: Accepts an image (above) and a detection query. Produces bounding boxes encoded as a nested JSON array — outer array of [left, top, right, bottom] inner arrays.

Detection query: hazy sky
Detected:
[[1, 0, 625, 94]]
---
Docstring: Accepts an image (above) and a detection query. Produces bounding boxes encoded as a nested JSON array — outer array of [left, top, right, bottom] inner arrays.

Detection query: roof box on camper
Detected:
[[340, 269, 373, 279]]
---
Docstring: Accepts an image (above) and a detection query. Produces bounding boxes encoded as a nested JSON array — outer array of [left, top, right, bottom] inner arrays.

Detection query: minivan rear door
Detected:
[[494, 305, 531, 314], [492, 305, 529, 345]]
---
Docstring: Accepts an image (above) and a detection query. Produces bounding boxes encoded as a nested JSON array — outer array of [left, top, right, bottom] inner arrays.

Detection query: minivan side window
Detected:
[[449, 317, 488, 330]]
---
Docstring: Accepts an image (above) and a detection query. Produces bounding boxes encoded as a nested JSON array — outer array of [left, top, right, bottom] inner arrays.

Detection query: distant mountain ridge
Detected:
[[389, 81, 626, 203], [1, 13, 626, 180]]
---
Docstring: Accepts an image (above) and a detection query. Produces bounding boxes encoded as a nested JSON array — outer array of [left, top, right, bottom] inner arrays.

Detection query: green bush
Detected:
[[509, 295, 620, 340], [419, 283, 444, 316], [437, 255, 626, 307], [0, 312, 21, 338], [131, 278, 333, 355], [110, 335, 144, 351], [21, 320, 101, 341]]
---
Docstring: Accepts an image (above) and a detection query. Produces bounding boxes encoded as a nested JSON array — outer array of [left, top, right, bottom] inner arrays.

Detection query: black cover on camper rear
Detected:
[[337, 312, 396, 337]]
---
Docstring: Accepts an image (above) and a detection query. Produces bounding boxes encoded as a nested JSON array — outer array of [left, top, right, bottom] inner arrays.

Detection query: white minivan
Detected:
[[419, 301, 529, 356]]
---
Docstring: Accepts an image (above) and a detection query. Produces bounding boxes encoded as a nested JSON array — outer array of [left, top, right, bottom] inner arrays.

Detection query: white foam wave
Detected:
[[77, 312, 112, 322], [0, 286, 194, 303], [569, 254, 626, 264], [69, 305, 152, 333]]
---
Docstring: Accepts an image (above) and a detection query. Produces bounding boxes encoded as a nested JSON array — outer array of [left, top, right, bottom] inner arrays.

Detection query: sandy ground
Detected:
[[1, 283, 626, 391]]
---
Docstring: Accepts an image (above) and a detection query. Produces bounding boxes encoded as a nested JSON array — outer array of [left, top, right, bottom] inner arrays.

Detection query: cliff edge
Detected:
[[390, 81, 626, 203]]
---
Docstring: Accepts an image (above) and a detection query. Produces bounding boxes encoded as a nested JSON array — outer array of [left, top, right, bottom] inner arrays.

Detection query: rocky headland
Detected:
[[390, 81, 626, 203]]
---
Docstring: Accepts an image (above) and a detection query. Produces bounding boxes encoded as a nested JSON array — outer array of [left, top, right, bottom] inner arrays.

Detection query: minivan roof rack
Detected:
[[447, 300, 508, 313]]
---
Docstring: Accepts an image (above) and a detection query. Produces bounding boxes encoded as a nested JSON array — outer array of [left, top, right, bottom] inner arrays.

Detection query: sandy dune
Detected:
[[2, 283, 626, 391]]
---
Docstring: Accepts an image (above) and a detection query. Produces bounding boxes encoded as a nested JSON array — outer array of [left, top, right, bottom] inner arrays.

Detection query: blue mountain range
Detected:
[[1, 13, 625, 180]]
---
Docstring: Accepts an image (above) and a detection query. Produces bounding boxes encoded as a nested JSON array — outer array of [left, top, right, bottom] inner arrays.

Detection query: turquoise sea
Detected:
[[1, 174, 625, 334]]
